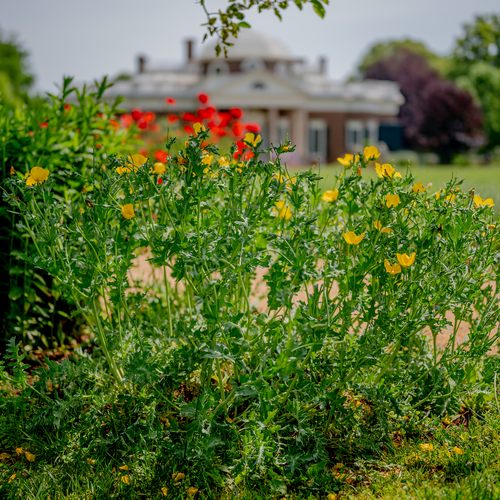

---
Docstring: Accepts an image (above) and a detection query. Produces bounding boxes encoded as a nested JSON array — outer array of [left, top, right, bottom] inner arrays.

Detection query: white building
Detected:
[[105, 31, 404, 164]]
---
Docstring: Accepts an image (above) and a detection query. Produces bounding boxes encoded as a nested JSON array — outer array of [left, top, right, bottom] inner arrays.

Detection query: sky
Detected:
[[1, 0, 499, 94]]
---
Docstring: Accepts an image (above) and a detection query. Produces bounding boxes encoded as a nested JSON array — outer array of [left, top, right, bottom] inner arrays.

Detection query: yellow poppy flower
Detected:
[[420, 443, 433, 451], [187, 487, 199, 496], [375, 163, 395, 179], [343, 231, 364, 245], [412, 181, 427, 193], [151, 162, 165, 175], [363, 146, 380, 161], [445, 193, 456, 203], [10, 166, 15, 175], [218, 157, 230, 167], [374, 221, 392, 233], [119, 465, 129, 471], [394, 172, 402, 178], [87, 458, 95, 464], [326, 494, 337, 500], [8, 474, 16, 483], [161, 487, 168, 496], [322, 189, 339, 202], [396, 252, 415, 267], [172, 473, 185, 482], [337, 154, 359, 166], [244, 133, 261, 147], [474, 195, 494, 208], [121, 204, 135, 220], [384, 260, 401, 275], [25, 166, 50, 186], [385, 194, 400, 208], [15, 447, 23, 456], [452, 446, 463, 454], [25, 451, 35, 462], [273, 200, 292, 220], [202, 154, 214, 166], [126, 154, 147, 169], [121, 475, 130, 484], [193, 122, 205, 135]]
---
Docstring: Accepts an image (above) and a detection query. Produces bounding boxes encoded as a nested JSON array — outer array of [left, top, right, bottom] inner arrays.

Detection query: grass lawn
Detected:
[[294, 164, 500, 208]]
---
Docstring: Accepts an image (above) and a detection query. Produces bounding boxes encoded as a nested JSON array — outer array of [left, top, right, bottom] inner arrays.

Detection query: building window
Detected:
[[278, 117, 290, 144], [207, 60, 230, 76], [345, 120, 364, 151], [252, 81, 266, 90], [309, 119, 327, 161], [241, 59, 265, 73], [366, 120, 379, 146]]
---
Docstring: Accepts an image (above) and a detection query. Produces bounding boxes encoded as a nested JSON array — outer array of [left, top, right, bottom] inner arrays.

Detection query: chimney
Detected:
[[138, 55, 146, 74], [319, 56, 327, 75], [186, 39, 194, 62]]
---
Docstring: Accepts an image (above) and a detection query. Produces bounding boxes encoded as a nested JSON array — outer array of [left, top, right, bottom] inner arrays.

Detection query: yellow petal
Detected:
[[385, 194, 400, 208], [187, 487, 199, 496], [374, 221, 382, 231], [25, 451, 35, 462], [452, 446, 463, 454], [172, 472, 185, 482], [363, 146, 380, 161], [343, 231, 364, 245], [127, 154, 147, 169], [412, 182, 427, 193], [396, 252, 415, 267], [152, 163, 166, 175], [15, 447, 23, 456], [193, 122, 205, 135], [8, 474, 16, 483], [244, 133, 255, 144], [119, 465, 129, 470], [121, 475, 130, 484], [322, 189, 338, 202], [419, 443, 433, 451], [384, 260, 401, 275], [161, 487, 168, 496], [121, 204, 135, 220]]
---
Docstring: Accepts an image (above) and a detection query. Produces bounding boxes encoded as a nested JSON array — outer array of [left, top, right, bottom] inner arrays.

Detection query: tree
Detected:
[[0, 28, 34, 105], [448, 14, 500, 79], [365, 49, 483, 163], [200, 0, 329, 56]]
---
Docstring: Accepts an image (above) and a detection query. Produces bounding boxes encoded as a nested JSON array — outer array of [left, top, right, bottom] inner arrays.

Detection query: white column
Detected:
[[268, 108, 278, 147], [291, 109, 308, 164]]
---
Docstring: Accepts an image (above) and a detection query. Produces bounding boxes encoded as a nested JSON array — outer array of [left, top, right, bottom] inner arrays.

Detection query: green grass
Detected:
[[297, 164, 500, 207]]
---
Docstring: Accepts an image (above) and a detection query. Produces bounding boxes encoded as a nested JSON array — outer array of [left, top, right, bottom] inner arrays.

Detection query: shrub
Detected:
[[3, 133, 499, 483]]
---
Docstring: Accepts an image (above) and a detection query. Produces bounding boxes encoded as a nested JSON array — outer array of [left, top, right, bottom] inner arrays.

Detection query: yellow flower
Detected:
[[10, 166, 15, 175], [327, 494, 338, 500], [87, 458, 95, 464], [375, 163, 395, 178], [202, 154, 214, 166], [412, 181, 427, 193], [373, 221, 392, 233], [25, 451, 35, 462], [452, 446, 464, 455], [273, 200, 292, 220], [218, 157, 230, 167], [385, 194, 400, 208], [119, 465, 129, 471], [161, 487, 168, 496], [126, 154, 147, 169], [151, 162, 165, 175], [322, 189, 338, 202], [121, 204, 135, 220], [121, 475, 130, 484], [193, 122, 205, 135], [187, 487, 199, 496], [343, 231, 364, 245], [8, 474, 16, 483], [474, 195, 494, 208], [363, 145, 380, 161], [244, 132, 261, 147], [445, 193, 456, 203], [394, 172, 402, 178], [15, 447, 23, 456], [25, 166, 50, 186], [337, 154, 359, 166], [420, 443, 434, 451], [384, 260, 401, 275], [397, 252, 416, 267], [172, 473, 185, 482]]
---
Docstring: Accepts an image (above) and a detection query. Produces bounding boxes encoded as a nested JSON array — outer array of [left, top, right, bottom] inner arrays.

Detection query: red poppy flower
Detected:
[[182, 112, 198, 123], [139, 147, 148, 156], [131, 108, 143, 121], [165, 97, 176, 105], [245, 123, 261, 134], [120, 114, 133, 128], [197, 93, 209, 104], [167, 114, 179, 123], [232, 122, 243, 137], [40, 122, 48, 129], [198, 108, 211, 120], [95, 144, 102, 149], [184, 125, 194, 134], [109, 119, 120, 129], [137, 119, 148, 130], [154, 150, 168, 162], [144, 111, 156, 123], [64, 104, 71, 111], [229, 108, 243, 119], [245, 150, 254, 160], [29, 131, 34, 137], [157, 178, 163, 185], [150, 123, 160, 132]]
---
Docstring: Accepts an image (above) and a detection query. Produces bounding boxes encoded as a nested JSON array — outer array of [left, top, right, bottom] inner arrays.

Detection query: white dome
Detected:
[[198, 30, 294, 62]]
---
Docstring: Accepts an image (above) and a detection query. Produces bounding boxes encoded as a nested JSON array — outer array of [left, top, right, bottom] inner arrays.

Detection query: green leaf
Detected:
[[238, 22, 251, 28], [8, 286, 23, 301], [310, 0, 326, 18]]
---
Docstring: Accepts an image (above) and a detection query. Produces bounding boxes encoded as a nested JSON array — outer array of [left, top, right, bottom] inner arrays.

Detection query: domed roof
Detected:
[[198, 30, 294, 62]]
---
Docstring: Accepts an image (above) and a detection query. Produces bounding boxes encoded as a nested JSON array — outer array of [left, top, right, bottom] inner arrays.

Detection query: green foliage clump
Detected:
[[2, 135, 500, 492]]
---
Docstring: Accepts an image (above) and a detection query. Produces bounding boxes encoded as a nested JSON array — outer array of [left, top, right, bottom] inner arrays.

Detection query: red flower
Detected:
[[144, 111, 156, 123], [229, 108, 243, 119], [245, 150, 254, 160], [167, 114, 179, 123], [109, 119, 120, 129], [29, 131, 34, 137], [131, 108, 143, 121], [40, 122, 48, 129], [165, 97, 176, 105], [183, 125, 194, 134], [154, 150, 168, 162], [232, 122, 244, 137], [198, 108, 211, 120], [245, 123, 261, 134], [217, 112, 232, 128], [182, 112, 198, 123], [139, 147, 148, 156], [64, 104, 71, 111], [120, 114, 133, 128], [137, 119, 148, 130], [157, 178, 163, 185], [150, 123, 160, 132], [198, 93, 209, 104], [95, 144, 102, 149]]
